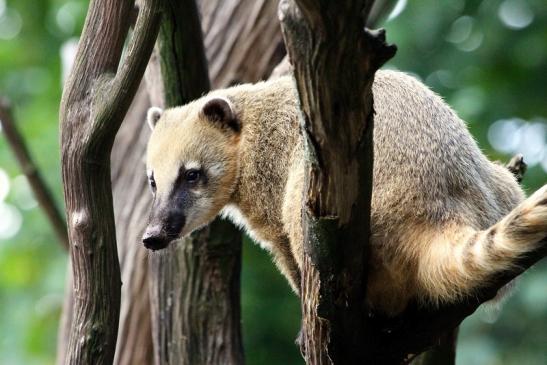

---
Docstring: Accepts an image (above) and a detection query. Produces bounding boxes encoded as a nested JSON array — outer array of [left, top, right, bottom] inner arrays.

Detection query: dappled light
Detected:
[[498, 0, 534, 30], [0, 7, 21, 40], [0, 201, 22, 240], [0, 168, 22, 240], [0, 168, 9, 201], [12, 175, 38, 210], [489, 118, 547, 169]]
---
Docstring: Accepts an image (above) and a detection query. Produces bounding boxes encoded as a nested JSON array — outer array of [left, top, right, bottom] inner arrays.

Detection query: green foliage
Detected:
[[0, 0, 545, 364], [0, 0, 86, 363], [242, 237, 302, 364]]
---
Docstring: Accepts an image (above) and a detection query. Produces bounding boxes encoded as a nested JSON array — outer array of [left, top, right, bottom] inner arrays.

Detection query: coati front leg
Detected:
[[416, 184, 547, 305]]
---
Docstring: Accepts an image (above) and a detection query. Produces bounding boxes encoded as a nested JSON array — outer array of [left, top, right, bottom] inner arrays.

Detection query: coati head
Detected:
[[142, 96, 240, 250]]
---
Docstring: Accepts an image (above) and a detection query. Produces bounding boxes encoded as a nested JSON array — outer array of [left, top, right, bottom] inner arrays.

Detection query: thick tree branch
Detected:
[[59, 0, 161, 363], [279, 0, 395, 363], [0, 98, 68, 250]]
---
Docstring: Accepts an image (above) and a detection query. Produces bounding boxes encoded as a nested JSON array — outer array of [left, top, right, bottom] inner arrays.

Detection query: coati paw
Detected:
[[506, 154, 527, 182]]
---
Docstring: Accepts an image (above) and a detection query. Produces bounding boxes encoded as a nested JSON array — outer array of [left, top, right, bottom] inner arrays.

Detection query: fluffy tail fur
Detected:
[[417, 184, 547, 305]]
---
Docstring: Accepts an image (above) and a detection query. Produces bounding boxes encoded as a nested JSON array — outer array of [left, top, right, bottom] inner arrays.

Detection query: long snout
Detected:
[[142, 225, 171, 251], [142, 200, 186, 251]]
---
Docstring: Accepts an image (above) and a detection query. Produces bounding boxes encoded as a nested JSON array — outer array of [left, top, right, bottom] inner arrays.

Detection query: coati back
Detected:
[[143, 70, 547, 315]]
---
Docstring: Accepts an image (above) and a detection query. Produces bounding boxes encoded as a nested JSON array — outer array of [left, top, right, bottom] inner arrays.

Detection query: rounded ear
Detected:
[[147, 107, 163, 130], [201, 96, 240, 133]]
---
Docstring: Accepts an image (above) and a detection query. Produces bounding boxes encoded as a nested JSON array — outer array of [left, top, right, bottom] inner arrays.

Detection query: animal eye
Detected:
[[185, 169, 201, 183], [149, 175, 157, 192]]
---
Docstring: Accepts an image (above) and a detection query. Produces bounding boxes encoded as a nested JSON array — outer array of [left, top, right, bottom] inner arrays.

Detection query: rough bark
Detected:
[[200, 0, 284, 87], [279, 0, 396, 363], [148, 220, 244, 364], [58, 0, 160, 363], [112, 84, 155, 365]]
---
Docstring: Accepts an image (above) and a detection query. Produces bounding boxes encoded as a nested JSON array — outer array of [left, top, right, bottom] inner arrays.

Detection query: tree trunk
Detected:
[[279, 0, 395, 363], [58, 0, 160, 363], [112, 84, 156, 365]]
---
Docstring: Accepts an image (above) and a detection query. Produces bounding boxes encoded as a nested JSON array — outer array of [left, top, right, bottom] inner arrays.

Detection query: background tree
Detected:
[[0, 0, 545, 364]]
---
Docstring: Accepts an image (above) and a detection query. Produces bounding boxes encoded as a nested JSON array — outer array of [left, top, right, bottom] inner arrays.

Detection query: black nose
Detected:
[[142, 226, 170, 251]]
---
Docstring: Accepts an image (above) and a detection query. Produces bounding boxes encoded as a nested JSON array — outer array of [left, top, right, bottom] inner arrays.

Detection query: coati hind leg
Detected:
[[416, 184, 547, 305]]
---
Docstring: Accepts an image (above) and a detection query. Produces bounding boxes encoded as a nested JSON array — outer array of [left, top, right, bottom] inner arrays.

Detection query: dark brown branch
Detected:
[[279, 0, 395, 363], [59, 0, 161, 363], [0, 98, 68, 250]]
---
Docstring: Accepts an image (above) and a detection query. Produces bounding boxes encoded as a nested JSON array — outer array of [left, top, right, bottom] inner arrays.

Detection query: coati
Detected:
[[142, 70, 547, 315]]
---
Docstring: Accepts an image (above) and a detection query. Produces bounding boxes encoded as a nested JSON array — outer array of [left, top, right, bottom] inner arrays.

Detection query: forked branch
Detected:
[[59, 0, 161, 363]]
